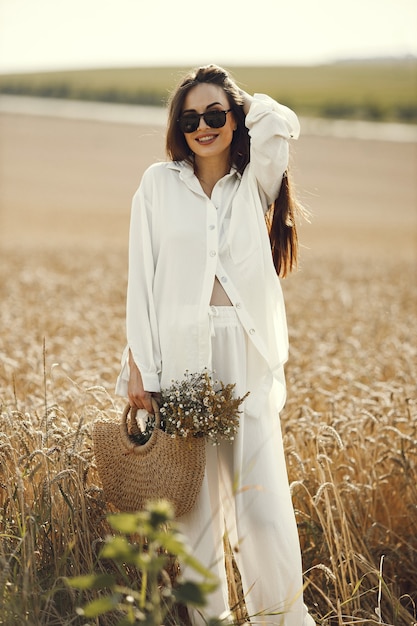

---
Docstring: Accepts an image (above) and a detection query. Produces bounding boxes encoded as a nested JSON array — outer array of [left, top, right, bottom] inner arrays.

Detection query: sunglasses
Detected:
[[178, 109, 232, 133]]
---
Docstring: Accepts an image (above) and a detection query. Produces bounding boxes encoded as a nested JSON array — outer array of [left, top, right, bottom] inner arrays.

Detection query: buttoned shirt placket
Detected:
[[206, 172, 270, 366]]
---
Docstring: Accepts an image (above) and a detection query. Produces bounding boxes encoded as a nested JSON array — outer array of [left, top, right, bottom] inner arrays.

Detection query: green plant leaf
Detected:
[[82, 594, 121, 617], [173, 581, 207, 607], [66, 573, 115, 590], [100, 536, 136, 561], [107, 512, 141, 534], [154, 531, 187, 556]]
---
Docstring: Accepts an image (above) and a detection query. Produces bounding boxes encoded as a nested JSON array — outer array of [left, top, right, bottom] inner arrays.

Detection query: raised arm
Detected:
[[244, 93, 300, 204]]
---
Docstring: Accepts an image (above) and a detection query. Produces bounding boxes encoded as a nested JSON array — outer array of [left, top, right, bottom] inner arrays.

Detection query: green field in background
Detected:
[[1, 60, 416, 122]]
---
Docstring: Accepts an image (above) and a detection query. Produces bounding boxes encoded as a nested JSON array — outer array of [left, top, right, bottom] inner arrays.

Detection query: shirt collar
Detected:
[[167, 160, 242, 181]]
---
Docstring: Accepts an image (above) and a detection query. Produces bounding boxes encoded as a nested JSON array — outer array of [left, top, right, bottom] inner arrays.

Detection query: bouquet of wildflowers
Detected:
[[139, 370, 249, 445]]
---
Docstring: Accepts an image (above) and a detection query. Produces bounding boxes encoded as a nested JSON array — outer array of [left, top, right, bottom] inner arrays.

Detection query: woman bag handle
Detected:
[[121, 398, 162, 454]]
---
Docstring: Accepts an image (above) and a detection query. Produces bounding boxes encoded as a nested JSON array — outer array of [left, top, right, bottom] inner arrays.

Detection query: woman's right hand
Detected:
[[127, 351, 154, 413]]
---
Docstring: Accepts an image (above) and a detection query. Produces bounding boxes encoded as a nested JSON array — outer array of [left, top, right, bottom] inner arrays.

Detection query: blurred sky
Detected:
[[0, 0, 416, 73]]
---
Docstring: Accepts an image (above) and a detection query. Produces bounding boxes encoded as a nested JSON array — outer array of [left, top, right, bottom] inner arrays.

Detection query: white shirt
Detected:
[[115, 94, 300, 418]]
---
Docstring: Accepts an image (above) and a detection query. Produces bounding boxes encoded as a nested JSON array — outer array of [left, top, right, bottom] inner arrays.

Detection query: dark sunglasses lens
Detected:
[[204, 111, 226, 128], [179, 115, 199, 133], [179, 110, 228, 133]]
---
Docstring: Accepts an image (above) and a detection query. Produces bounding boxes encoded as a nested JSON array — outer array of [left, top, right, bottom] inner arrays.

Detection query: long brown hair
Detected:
[[266, 170, 307, 278], [166, 64, 306, 278]]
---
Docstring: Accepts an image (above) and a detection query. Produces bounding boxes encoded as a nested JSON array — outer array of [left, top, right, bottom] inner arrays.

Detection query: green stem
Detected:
[[139, 569, 147, 610]]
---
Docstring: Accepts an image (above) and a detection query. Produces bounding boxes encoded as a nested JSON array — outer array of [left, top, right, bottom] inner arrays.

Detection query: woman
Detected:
[[116, 65, 314, 625]]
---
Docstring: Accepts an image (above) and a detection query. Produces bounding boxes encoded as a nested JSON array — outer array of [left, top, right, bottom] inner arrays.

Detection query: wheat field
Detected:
[[0, 109, 416, 625]]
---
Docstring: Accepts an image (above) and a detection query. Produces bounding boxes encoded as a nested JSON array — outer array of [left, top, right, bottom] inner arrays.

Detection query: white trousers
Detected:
[[180, 307, 314, 626]]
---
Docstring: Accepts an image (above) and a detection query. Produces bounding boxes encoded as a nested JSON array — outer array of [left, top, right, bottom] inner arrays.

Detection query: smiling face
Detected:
[[181, 83, 237, 165]]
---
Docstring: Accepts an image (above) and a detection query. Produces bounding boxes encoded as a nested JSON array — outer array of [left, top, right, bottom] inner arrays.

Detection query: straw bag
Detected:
[[92, 399, 206, 517]]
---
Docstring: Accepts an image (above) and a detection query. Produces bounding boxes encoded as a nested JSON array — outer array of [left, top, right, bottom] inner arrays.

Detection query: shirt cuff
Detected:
[[114, 346, 161, 397], [140, 371, 161, 393]]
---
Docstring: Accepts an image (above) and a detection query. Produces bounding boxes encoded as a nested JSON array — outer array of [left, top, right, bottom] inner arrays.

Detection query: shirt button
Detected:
[[221, 276, 227, 283], [235, 302, 242, 309], [249, 328, 256, 335], [209, 250, 216, 257], [209, 224, 215, 230]]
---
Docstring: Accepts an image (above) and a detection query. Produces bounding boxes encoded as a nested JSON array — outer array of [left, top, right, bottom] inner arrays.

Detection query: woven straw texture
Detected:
[[93, 403, 206, 517]]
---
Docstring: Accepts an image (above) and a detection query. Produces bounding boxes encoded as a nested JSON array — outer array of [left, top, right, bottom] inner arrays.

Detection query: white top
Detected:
[[115, 93, 300, 418]]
